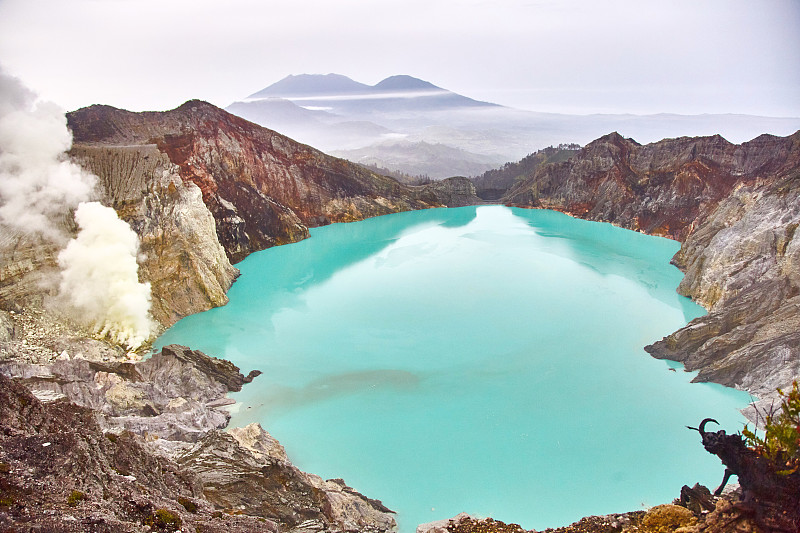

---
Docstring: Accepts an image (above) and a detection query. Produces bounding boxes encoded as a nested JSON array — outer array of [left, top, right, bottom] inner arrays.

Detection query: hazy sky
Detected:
[[0, 0, 798, 116]]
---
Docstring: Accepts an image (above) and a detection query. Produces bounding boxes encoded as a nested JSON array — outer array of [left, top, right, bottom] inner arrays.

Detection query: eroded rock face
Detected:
[[70, 143, 239, 327], [645, 175, 800, 401], [505, 131, 800, 405], [504, 132, 798, 240]]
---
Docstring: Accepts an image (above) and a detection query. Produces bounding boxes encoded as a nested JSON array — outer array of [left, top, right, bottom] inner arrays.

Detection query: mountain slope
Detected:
[[248, 73, 372, 99], [68, 100, 439, 259]]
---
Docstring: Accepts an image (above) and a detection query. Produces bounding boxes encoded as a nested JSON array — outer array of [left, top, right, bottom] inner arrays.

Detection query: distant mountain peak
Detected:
[[373, 75, 442, 92], [249, 74, 371, 99], [248, 74, 451, 101]]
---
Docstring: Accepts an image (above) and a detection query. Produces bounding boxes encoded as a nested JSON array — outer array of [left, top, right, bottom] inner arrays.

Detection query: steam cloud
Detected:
[[57, 202, 154, 349], [0, 68, 95, 241], [0, 66, 154, 349]]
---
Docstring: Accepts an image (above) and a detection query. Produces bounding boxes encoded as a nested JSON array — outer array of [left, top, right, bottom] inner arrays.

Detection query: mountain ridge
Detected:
[[229, 75, 800, 180], [248, 73, 453, 100]]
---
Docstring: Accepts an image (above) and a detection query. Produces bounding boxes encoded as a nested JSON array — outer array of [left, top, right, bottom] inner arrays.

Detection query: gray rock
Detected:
[[176, 426, 396, 532], [0, 344, 249, 441], [647, 174, 800, 413]]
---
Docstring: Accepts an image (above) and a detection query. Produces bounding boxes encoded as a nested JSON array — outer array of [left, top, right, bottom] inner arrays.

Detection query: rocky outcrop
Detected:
[[645, 174, 800, 401], [0, 346, 397, 532], [504, 131, 800, 404], [0, 344, 251, 441], [178, 426, 396, 532], [0, 372, 277, 532], [417, 176, 482, 207]]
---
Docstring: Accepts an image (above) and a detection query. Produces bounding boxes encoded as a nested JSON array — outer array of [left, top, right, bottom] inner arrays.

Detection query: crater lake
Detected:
[[155, 205, 751, 531]]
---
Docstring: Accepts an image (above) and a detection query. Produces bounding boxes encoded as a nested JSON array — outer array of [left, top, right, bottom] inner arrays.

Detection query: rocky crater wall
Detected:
[[505, 131, 800, 406]]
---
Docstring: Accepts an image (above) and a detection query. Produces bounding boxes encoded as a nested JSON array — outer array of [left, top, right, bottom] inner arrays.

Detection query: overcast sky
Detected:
[[0, 0, 798, 116]]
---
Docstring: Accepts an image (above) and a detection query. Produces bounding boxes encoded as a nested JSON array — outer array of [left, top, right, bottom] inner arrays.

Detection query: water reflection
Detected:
[[513, 207, 702, 319]]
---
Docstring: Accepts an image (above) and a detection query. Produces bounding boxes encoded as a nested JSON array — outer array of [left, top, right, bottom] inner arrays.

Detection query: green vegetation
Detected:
[[177, 496, 197, 513], [67, 490, 86, 506], [145, 508, 182, 531], [743, 381, 800, 474], [471, 144, 581, 200]]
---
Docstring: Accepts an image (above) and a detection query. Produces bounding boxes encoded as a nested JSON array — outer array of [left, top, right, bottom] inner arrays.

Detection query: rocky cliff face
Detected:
[[505, 132, 797, 240], [69, 143, 239, 327], [645, 174, 800, 401], [505, 131, 800, 404]]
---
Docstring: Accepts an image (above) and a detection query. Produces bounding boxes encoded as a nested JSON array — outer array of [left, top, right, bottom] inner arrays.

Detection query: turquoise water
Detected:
[[156, 206, 751, 531]]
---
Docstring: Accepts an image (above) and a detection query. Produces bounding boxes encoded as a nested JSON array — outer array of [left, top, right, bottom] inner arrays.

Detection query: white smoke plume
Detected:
[[1, 66, 155, 349], [57, 202, 154, 349], [0, 67, 95, 241]]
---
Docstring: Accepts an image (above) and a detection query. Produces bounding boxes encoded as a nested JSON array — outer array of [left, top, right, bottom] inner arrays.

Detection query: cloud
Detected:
[[0, 66, 96, 241], [1, 65, 155, 350], [57, 201, 155, 350]]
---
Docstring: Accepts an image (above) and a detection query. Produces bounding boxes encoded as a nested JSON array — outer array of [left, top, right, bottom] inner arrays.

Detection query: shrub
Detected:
[[743, 381, 800, 475], [641, 504, 695, 532], [177, 496, 197, 513], [67, 490, 86, 506], [145, 508, 182, 531]]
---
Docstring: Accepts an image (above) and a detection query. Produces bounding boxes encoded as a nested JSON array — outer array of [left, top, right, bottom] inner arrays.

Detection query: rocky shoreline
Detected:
[[0, 344, 397, 532]]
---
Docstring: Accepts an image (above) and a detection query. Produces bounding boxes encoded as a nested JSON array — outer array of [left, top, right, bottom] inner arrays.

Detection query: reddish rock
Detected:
[[68, 100, 441, 263], [504, 131, 799, 241]]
